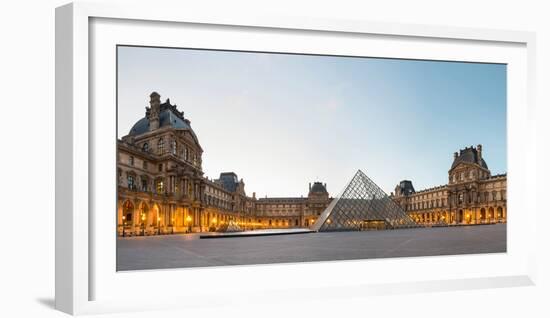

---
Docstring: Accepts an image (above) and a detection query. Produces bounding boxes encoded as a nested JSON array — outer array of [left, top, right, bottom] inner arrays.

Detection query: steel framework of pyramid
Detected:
[[311, 170, 417, 231]]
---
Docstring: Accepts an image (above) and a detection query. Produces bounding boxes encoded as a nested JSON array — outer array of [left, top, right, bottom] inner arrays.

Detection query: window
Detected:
[[458, 193, 463, 204], [156, 180, 164, 194], [184, 147, 188, 160], [171, 140, 177, 155], [174, 178, 179, 194], [141, 178, 148, 191], [158, 138, 164, 154], [129, 156, 134, 166], [127, 175, 135, 190], [142, 143, 149, 152], [143, 161, 148, 170], [158, 164, 163, 172]]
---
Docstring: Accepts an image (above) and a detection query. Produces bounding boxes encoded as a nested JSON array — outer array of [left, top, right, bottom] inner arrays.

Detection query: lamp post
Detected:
[[157, 216, 161, 235], [122, 215, 126, 237], [186, 215, 192, 233]]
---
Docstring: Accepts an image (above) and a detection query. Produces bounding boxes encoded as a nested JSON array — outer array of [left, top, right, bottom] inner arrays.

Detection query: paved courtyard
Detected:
[[117, 223, 506, 271]]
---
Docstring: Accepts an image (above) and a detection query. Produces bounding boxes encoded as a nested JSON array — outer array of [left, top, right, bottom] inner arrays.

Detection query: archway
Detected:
[[488, 207, 495, 222], [121, 200, 134, 236], [497, 206, 504, 221], [122, 200, 134, 224], [480, 208, 486, 223], [458, 210, 464, 223]]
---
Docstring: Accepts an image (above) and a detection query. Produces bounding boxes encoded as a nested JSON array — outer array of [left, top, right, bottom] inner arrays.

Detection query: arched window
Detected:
[[158, 138, 165, 154], [142, 142, 149, 152]]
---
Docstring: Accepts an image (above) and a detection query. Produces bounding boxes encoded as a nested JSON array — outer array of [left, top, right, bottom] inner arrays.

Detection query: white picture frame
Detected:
[[55, 2, 537, 315]]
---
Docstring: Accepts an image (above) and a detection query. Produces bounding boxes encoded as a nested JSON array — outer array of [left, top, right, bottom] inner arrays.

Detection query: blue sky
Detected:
[[117, 46, 507, 197]]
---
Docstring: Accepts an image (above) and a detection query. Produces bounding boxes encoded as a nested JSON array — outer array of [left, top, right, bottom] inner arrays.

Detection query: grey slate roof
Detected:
[[129, 109, 191, 135], [451, 147, 488, 170], [218, 172, 239, 193], [310, 182, 328, 194], [398, 180, 415, 195]]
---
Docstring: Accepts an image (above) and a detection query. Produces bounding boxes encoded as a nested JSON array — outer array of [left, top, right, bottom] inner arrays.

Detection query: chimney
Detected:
[[309, 182, 311, 191], [476, 144, 482, 160], [324, 183, 327, 191], [149, 92, 161, 131], [454, 152, 458, 159]]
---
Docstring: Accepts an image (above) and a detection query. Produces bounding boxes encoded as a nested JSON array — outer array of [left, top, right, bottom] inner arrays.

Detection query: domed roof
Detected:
[[310, 182, 328, 194], [451, 146, 488, 170], [128, 100, 193, 136]]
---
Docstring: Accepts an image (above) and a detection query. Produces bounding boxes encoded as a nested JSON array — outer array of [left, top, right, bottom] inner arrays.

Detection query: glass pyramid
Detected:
[[312, 170, 417, 231]]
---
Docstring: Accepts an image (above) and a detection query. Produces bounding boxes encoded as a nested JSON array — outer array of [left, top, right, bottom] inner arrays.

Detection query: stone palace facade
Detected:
[[392, 145, 507, 225], [117, 92, 331, 235]]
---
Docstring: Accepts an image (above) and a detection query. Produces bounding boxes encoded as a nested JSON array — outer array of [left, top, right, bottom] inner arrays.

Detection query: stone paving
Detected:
[[117, 223, 506, 271]]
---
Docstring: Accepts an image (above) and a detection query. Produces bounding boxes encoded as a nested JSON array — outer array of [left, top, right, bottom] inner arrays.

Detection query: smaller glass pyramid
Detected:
[[312, 170, 417, 231]]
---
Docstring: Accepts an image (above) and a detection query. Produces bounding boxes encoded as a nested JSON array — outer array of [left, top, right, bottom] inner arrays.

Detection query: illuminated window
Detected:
[[156, 180, 164, 194]]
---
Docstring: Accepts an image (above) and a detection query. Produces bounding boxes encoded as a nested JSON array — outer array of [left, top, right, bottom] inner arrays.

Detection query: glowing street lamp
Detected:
[[186, 215, 192, 233], [212, 217, 217, 228], [122, 215, 126, 237]]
